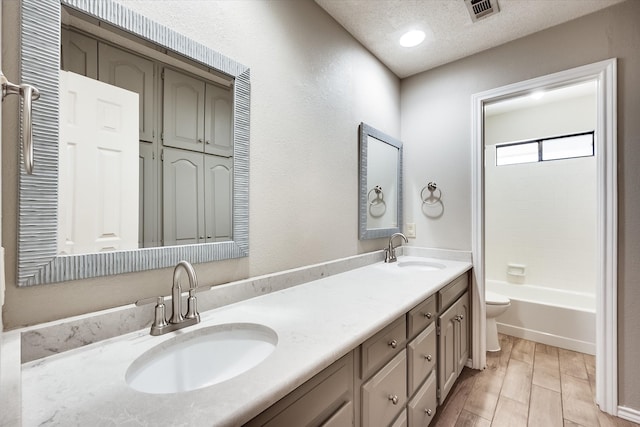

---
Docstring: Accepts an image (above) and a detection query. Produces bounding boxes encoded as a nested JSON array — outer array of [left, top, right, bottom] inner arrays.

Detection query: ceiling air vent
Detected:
[[464, 0, 500, 22]]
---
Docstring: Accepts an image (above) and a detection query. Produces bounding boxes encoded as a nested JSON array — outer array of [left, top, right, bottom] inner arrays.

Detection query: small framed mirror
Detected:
[[358, 122, 403, 239]]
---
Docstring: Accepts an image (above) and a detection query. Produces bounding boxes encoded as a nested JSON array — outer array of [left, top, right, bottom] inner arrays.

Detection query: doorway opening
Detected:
[[470, 59, 617, 414]]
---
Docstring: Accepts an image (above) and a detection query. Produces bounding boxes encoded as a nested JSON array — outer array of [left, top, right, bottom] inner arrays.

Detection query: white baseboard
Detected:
[[617, 406, 640, 424], [497, 323, 595, 355]]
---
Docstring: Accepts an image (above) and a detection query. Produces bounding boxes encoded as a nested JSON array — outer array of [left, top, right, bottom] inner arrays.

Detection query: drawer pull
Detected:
[[388, 394, 399, 405], [424, 312, 432, 319], [424, 354, 433, 362], [425, 409, 433, 416], [388, 339, 398, 349]]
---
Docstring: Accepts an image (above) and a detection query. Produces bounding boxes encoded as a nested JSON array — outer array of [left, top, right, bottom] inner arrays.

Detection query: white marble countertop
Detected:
[[21, 256, 471, 426]]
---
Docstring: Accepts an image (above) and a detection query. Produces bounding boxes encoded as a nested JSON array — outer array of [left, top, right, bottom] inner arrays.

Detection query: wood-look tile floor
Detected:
[[431, 334, 639, 427]]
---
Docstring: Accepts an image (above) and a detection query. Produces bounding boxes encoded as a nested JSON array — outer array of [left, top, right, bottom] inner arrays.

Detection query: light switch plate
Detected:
[[406, 223, 416, 238]]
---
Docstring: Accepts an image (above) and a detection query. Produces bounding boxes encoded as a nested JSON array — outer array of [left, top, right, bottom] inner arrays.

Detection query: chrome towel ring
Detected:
[[368, 185, 384, 206], [420, 181, 442, 205]]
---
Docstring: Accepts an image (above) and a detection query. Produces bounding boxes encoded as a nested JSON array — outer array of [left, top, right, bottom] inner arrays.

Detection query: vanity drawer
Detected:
[[390, 409, 407, 427], [361, 316, 406, 379], [407, 295, 436, 338], [438, 273, 468, 311], [361, 350, 407, 427], [246, 352, 353, 427], [320, 401, 353, 427], [407, 321, 437, 396], [407, 370, 437, 427]]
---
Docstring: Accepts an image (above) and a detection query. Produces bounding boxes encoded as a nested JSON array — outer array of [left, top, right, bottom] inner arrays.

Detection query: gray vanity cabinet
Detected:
[[437, 274, 469, 405], [246, 270, 470, 427], [245, 352, 355, 427]]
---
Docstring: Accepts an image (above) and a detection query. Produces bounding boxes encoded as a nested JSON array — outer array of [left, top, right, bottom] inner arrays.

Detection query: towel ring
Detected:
[[368, 185, 384, 206], [420, 182, 442, 205]]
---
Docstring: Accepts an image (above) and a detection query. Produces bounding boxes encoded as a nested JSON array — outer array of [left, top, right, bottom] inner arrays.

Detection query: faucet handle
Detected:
[[152, 297, 168, 329], [185, 289, 200, 321]]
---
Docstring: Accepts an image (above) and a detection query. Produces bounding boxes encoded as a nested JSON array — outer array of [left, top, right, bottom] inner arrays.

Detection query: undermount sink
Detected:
[[125, 323, 278, 394], [396, 260, 446, 271]]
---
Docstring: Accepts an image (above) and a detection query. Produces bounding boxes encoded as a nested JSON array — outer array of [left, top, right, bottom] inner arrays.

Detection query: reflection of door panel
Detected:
[[162, 147, 204, 246], [204, 83, 233, 157], [204, 155, 232, 242], [163, 68, 204, 152], [98, 43, 155, 142], [61, 29, 97, 79], [59, 71, 139, 254]]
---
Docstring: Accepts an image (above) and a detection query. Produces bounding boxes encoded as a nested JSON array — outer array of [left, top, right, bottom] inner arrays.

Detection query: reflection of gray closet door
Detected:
[[204, 155, 233, 242], [139, 142, 158, 248], [163, 68, 205, 152], [204, 83, 233, 157], [61, 29, 97, 78], [98, 43, 155, 143], [163, 147, 205, 246]]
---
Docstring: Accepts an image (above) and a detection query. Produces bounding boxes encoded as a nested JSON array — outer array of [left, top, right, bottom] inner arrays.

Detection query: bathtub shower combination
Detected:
[[486, 280, 596, 355]]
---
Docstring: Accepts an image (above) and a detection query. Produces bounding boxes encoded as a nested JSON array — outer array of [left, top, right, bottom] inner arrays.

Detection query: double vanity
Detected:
[[19, 252, 471, 426]]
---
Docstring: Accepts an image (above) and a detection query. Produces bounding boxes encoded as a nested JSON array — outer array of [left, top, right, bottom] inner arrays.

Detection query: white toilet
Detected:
[[485, 291, 511, 352]]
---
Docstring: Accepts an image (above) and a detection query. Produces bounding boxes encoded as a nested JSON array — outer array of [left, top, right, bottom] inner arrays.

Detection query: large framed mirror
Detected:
[[17, 0, 250, 286], [358, 122, 403, 239]]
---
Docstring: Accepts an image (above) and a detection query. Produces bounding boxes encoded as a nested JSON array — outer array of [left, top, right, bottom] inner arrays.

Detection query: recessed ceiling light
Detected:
[[399, 30, 426, 48]]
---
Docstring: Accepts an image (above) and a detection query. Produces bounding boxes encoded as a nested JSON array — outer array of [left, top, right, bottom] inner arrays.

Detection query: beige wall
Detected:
[[401, 0, 640, 410], [1, 1, 400, 327]]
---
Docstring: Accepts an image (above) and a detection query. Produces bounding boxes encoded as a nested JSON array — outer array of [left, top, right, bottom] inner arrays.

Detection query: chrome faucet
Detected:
[[150, 261, 201, 336], [385, 233, 408, 263]]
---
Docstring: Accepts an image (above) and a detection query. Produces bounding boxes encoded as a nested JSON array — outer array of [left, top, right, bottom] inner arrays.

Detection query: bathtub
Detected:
[[486, 280, 596, 355]]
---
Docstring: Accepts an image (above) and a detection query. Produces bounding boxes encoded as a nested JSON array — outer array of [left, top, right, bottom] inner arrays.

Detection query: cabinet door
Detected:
[[456, 292, 470, 376], [361, 350, 407, 427], [407, 321, 436, 397], [438, 300, 458, 405], [98, 43, 156, 142], [204, 82, 233, 157], [162, 147, 204, 246], [61, 29, 98, 78], [139, 142, 159, 248], [163, 68, 205, 152], [204, 154, 233, 242], [407, 370, 437, 427]]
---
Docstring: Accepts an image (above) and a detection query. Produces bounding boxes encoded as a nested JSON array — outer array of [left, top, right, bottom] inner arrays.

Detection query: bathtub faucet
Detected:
[[385, 233, 408, 263]]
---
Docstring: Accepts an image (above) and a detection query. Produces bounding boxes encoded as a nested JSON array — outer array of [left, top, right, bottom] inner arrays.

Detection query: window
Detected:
[[495, 131, 594, 166]]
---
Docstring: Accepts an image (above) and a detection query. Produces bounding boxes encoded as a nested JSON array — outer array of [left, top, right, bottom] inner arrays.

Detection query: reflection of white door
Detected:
[[59, 70, 139, 254]]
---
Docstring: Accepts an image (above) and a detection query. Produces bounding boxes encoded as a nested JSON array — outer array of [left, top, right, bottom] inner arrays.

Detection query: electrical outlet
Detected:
[[406, 223, 416, 238]]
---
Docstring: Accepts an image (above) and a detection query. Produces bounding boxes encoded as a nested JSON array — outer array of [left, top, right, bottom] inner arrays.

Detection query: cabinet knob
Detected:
[[424, 354, 432, 362], [425, 409, 433, 416], [198, 138, 204, 143], [207, 235, 212, 239], [424, 312, 432, 319], [205, 140, 210, 144], [199, 236, 205, 239], [388, 395, 399, 405], [459, 314, 464, 320], [388, 339, 398, 349]]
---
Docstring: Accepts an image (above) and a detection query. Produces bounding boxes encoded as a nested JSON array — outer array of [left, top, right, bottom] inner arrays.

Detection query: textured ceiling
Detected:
[[314, 0, 626, 78]]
